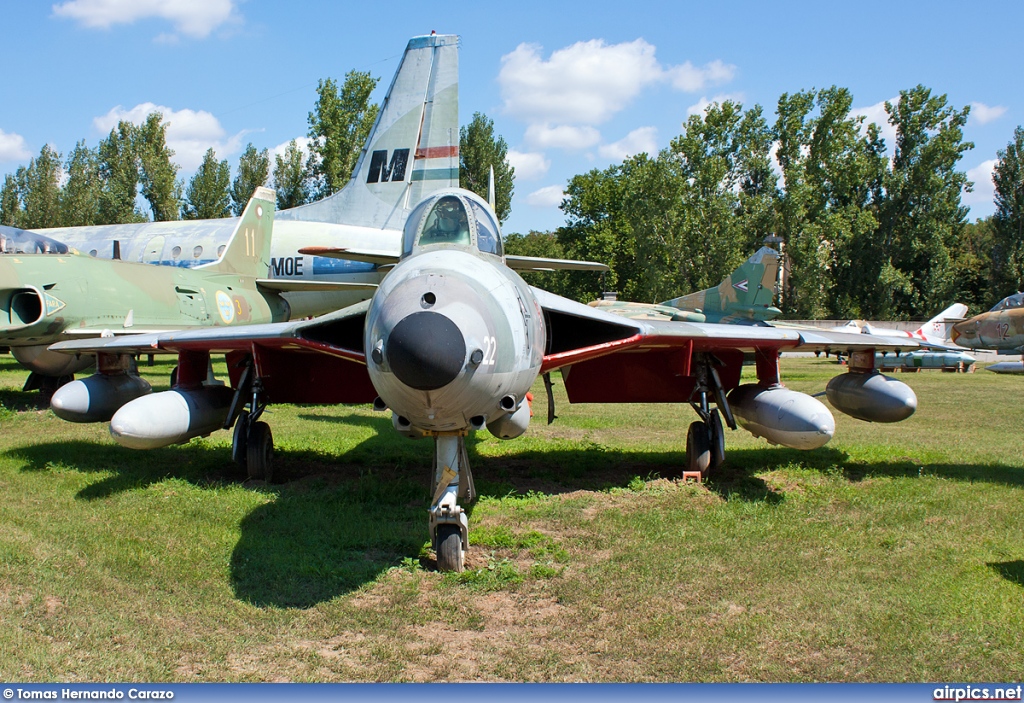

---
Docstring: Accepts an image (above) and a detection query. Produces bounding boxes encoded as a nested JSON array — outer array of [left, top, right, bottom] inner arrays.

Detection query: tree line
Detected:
[[0, 71, 383, 225], [506, 86, 1024, 319]]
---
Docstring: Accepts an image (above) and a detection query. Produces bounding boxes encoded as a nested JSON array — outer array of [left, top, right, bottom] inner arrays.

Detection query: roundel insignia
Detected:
[[216, 291, 235, 324]]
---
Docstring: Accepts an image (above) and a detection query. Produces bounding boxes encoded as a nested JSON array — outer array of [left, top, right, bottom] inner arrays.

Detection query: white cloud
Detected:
[[498, 39, 737, 127], [851, 98, 898, 152], [499, 39, 662, 125], [525, 185, 565, 208], [93, 102, 245, 171], [598, 126, 659, 161], [270, 137, 312, 161], [507, 149, 550, 180], [0, 128, 31, 162], [52, 0, 239, 39], [524, 124, 601, 151], [667, 59, 736, 92], [685, 93, 746, 118], [971, 102, 1007, 125], [964, 159, 997, 206]]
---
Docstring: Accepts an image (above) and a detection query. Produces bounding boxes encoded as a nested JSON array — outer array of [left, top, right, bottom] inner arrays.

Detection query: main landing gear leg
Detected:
[[685, 356, 734, 479], [226, 361, 274, 482], [430, 434, 475, 572]]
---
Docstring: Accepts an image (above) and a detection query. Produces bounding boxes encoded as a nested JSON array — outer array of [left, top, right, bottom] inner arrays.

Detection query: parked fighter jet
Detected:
[[50, 188, 918, 572], [949, 292, 1024, 373], [822, 303, 968, 347], [6, 188, 363, 399], [19, 33, 458, 321], [589, 246, 781, 323]]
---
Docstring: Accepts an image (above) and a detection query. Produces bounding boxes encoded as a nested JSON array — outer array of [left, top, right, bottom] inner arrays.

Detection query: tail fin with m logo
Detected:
[[276, 34, 459, 231]]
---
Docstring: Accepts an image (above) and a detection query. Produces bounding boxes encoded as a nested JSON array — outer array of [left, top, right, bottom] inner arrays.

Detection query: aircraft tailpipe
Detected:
[[825, 371, 917, 423], [109, 386, 234, 449]]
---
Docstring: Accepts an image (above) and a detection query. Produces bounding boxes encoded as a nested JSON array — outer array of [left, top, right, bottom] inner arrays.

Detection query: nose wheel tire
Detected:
[[246, 421, 274, 482], [686, 420, 711, 476], [435, 524, 465, 573]]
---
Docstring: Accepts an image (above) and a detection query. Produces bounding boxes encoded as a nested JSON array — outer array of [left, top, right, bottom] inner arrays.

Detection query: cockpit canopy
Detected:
[[990, 292, 1024, 312], [402, 189, 502, 258]]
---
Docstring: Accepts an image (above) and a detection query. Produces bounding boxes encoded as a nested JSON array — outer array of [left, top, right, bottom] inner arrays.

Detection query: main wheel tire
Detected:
[[246, 421, 273, 482], [708, 408, 726, 474], [686, 421, 711, 476], [232, 410, 250, 468], [435, 524, 464, 573], [169, 366, 178, 387]]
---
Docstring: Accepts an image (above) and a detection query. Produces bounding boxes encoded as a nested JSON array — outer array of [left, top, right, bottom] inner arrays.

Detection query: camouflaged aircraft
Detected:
[[950, 293, 1024, 368], [588, 246, 782, 323], [51, 188, 921, 573], [2, 188, 363, 397]]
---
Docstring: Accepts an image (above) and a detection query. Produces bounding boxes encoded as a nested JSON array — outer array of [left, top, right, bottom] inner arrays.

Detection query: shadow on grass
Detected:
[[989, 560, 1024, 588], [6, 416, 1024, 608]]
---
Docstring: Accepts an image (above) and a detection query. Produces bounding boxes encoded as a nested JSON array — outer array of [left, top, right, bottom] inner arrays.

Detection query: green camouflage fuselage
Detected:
[[0, 253, 288, 344], [0, 254, 288, 376]]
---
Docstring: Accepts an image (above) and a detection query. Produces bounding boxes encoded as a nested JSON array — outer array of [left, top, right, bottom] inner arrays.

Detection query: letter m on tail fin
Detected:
[[366, 149, 410, 183]]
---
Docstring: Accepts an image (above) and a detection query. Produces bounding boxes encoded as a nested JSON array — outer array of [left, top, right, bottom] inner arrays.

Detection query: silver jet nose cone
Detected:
[[386, 311, 467, 391]]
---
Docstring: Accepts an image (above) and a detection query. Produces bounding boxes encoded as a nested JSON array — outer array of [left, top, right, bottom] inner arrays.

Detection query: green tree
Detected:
[[0, 174, 22, 227], [503, 230, 569, 295], [875, 86, 973, 318], [991, 126, 1024, 296], [231, 143, 270, 215], [307, 71, 380, 200], [135, 113, 181, 221], [60, 141, 102, 227], [19, 144, 63, 229], [98, 121, 144, 224], [183, 148, 231, 220], [948, 217, 996, 312], [273, 140, 310, 210], [774, 88, 887, 319], [460, 112, 515, 223]]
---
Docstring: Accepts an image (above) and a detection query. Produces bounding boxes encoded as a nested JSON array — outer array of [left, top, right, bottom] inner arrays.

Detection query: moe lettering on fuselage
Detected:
[[270, 257, 303, 277]]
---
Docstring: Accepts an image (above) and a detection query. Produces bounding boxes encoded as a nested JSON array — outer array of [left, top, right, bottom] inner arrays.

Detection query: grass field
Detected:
[[0, 355, 1021, 682]]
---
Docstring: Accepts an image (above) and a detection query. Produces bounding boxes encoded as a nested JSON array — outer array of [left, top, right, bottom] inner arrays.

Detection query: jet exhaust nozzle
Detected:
[[727, 384, 835, 450], [109, 386, 234, 449], [825, 371, 917, 423], [51, 373, 152, 423]]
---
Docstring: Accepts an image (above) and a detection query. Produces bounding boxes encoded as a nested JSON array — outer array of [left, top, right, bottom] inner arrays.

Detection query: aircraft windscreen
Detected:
[[418, 196, 471, 247], [0, 225, 69, 255], [469, 200, 502, 256], [991, 293, 1024, 312]]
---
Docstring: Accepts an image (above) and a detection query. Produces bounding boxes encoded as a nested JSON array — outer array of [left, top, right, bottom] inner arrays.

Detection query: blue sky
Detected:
[[1, 1, 1020, 235]]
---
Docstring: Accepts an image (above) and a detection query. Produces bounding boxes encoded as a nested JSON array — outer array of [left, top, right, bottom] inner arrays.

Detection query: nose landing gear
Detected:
[[429, 434, 476, 572]]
